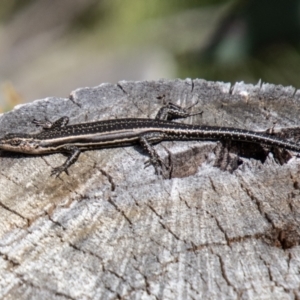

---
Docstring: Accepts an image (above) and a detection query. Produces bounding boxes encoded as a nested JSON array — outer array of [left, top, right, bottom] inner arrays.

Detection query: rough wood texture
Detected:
[[1, 79, 300, 299]]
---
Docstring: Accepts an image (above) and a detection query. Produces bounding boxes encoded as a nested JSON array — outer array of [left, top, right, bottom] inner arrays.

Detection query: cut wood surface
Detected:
[[1, 79, 300, 299]]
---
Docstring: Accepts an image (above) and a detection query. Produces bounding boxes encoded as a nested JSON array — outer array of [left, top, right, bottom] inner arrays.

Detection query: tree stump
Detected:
[[1, 79, 300, 299]]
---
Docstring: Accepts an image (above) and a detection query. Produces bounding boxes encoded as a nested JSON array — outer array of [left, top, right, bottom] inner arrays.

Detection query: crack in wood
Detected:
[[258, 255, 292, 294], [68, 93, 82, 108], [117, 83, 127, 95], [205, 210, 230, 247], [239, 182, 275, 228], [215, 254, 239, 296], [107, 197, 133, 226], [99, 168, 116, 192], [0, 200, 29, 226]]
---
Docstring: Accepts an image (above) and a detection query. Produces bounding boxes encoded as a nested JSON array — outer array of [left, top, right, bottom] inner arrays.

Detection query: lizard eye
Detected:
[[10, 139, 21, 146], [3, 134, 22, 146]]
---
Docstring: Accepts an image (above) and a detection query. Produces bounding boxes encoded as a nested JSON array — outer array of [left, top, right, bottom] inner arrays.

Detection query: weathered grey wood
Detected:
[[1, 79, 300, 299]]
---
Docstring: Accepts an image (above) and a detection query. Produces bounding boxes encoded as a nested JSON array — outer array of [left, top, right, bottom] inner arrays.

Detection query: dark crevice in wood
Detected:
[[259, 255, 291, 294], [178, 193, 191, 209], [147, 203, 181, 241], [117, 83, 127, 95], [0, 200, 29, 226], [264, 225, 300, 250], [107, 197, 133, 226], [99, 168, 116, 191], [205, 210, 230, 247], [239, 182, 275, 228], [215, 254, 239, 295], [68, 93, 82, 108], [191, 79, 195, 93]]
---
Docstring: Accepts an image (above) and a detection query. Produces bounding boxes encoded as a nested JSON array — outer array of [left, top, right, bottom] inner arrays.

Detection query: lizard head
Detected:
[[0, 133, 40, 153]]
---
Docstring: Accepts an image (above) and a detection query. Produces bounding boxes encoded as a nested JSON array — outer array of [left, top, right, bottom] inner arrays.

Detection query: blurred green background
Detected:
[[0, 0, 300, 111]]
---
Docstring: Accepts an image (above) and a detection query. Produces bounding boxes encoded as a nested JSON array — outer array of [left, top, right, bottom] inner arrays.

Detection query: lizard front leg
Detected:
[[155, 102, 202, 121], [139, 132, 167, 175], [51, 145, 81, 177], [33, 116, 69, 130]]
